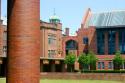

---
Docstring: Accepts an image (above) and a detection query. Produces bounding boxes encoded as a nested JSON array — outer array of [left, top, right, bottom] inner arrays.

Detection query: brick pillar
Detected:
[[61, 61, 66, 72], [0, 0, 1, 20], [51, 61, 55, 72], [105, 61, 109, 70], [0, 0, 1, 55], [7, 0, 40, 83], [0, 26, 2, 57], [105, 32, 108, 55], [0, 0, 2, 57], [62, 40, 66, 58], [116, 32, 119, 51], [40, 60, 43, 72]]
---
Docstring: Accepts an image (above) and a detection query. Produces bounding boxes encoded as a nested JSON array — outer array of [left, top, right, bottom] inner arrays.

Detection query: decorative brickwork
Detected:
[[62, 36, 78, 57]]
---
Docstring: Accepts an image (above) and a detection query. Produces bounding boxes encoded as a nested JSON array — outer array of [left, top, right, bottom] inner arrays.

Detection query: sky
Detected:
[[1, 0, 125, 35]]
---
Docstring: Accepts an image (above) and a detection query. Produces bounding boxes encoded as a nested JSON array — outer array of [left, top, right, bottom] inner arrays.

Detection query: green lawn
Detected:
[[0, 78, 124, 83]]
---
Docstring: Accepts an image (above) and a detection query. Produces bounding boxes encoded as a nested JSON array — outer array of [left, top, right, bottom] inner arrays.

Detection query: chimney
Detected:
[[65, 28, 69, 36]]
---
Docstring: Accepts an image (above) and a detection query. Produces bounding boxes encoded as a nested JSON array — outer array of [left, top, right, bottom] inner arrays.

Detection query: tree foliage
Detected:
[[78, 51, 97, 70], [78, 53, 89, 65], [113, 51, 123, 70], [64, 53, 76, 72], [87, 51, 97, 70], [64, 53, 76, 65]]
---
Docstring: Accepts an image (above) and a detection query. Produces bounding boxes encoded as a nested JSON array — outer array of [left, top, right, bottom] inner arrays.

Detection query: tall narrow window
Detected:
[[101, 62, 105, 69], [97, 30, 105, 55], [108, 30, 116, 54], [83, 37, 88, 44], [108, 62, 113, 69], [119, 30, 125, 54], [98, 62, 101, 69]]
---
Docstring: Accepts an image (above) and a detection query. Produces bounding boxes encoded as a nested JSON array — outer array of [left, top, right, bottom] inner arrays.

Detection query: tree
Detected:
[[64, 53, 76, 72], [87, 51, 97, 70], [78, 51, 97, 71], [78, 53, 89, 71], [113, 51, 123, 70]]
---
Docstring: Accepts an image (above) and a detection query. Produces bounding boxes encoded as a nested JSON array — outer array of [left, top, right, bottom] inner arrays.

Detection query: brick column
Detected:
[[0, 0, 1, 20], [51, 61, 56, 72], [105, 61, 109, 70], [40, 60, 43, 72], [105, 32, 108, 55], [0, 25, 3, 57], [61, 61, 66, 72], [62, 40, 66, 58], [7, 0, 40, 83], [116, 32, 119, 51]]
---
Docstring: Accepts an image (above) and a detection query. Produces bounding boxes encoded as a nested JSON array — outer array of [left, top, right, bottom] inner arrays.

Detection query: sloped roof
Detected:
[[85, 10, 125, 28]]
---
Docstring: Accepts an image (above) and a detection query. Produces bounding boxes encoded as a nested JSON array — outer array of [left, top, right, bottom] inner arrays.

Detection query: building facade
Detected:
[[40, 15, 65, 72], [63, 8, 125, 70], [0, 23, 6, 76], [1, 7, 125, 76], [0, 14, 66, 75]]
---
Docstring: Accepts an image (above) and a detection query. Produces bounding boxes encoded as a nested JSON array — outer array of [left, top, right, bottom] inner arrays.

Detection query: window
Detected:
[[48, 34, 56, 45], [48, 50, 56, 58], [98, 62, 105, 69], [123, 62, 125, 69], [98, 62, 101, 69], [119, 30, 125, 54], [108, 30, 116, 54], [102, 62, 105, 69], [83, 37, 88, 44], [66, 40, 77, 50], [97, 30, 105, 55], [3, 46, 7, 57], [108, 62, 113, 69], [48, 50, 51, 57]]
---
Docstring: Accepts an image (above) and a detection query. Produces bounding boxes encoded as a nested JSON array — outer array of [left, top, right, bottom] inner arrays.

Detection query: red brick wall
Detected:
[[0, 25, 3, 57], [41, 73, 125, 81], [77, 26, 97, 55]]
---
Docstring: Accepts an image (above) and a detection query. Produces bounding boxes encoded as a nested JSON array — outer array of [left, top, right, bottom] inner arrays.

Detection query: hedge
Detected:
[[81, 70, 125, 73]]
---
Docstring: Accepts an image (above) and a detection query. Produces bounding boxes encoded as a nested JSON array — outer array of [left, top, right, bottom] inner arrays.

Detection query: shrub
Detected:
[[113, 51, 123, 70], [78, 53, 89, 70], [82, 70, 125, 73], [64, 53, 76, 72], [87, 51, 97, 70]]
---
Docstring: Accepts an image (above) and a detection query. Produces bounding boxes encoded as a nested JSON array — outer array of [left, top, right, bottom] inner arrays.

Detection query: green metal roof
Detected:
[[49, 15, 60, 20], [85, 10, 125, 28], [49, 15, 60, 23]]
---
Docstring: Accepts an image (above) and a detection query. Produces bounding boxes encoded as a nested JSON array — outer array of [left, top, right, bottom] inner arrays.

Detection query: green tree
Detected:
[[87, 51, 97, 70], [78, 53, 89, 71], [113, 51, 123, 70], [64, 53, 76, 72]]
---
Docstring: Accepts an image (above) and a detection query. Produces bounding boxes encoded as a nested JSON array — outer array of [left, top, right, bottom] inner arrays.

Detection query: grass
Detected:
[[0, 78, 5, 83], [0, 78, 124, 83]]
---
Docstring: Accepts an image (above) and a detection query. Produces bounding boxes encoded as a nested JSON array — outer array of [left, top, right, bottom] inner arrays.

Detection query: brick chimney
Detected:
[[65, 28, 69, 36]]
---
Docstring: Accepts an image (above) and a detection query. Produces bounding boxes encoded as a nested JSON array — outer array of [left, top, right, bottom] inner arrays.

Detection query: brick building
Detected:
[[0, 13, 66, 75], [63, 8, 125, 70], [40, 15, 65, 72], [0, 23, 6, 76], [1, 1, 125, 76]]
